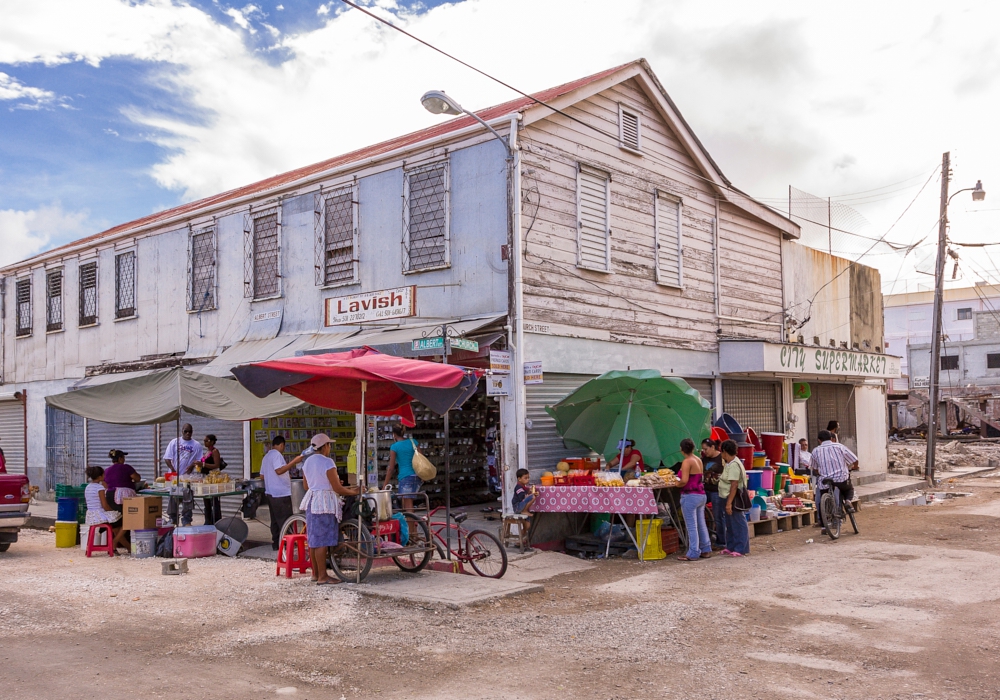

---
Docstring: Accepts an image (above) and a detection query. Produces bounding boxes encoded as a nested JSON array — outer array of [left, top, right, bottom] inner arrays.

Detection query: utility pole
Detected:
[[925, 151, 951, 487]]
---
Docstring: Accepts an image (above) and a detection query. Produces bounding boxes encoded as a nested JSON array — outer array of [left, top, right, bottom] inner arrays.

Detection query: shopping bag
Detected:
[[410, 439, 437, 482]]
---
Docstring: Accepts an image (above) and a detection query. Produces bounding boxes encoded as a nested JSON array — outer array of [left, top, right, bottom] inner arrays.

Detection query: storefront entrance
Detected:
[[806, 383, 858, 454]]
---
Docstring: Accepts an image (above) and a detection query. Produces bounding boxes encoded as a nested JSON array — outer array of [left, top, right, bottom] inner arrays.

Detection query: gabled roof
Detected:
[[3, 59, 796, 271]]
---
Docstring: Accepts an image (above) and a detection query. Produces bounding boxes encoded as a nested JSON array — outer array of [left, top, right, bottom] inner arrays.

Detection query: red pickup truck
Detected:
[[0, 452, 31, 552]]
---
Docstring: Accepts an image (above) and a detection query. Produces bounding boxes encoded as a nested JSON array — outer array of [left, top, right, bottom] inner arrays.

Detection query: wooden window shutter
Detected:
[[577, 164, 611, 272], [654, 191, 683, 288]]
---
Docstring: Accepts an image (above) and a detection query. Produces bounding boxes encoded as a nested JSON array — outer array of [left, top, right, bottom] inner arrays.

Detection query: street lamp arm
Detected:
[[947, 187, 975, 205], [461, 109, 513, 159]]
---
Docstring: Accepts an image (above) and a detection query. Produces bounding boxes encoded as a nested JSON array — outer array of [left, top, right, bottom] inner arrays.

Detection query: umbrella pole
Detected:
[[358, 380, 366, 585], [616, 389, 636, 473]]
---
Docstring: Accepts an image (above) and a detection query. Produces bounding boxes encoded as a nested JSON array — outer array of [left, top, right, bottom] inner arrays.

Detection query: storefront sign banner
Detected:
[[767, 344, 900, 378], [524, 361, 543, 384], [325, 286, 416, 326], [490, 350, 512, 374], [486, 376, 511, 397]]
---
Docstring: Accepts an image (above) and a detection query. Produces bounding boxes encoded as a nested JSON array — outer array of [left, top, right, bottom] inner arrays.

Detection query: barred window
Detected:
[[403, 162, 449, 272], [46, 269, 63, 332], [189, 230, 216, 311], [245, 209, 280, 299], [15, 278, 31, 337], [79, 261, 98, 326], [115, 251, 136, 319], [322, 188, 357, 285], [941, 355, 959, 371]]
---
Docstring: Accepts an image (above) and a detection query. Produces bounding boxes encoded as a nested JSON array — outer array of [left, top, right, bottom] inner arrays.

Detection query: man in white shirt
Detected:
[[163, 423, 204, 475], [798, 438, 812, 470], [261, 435, 305, 550]]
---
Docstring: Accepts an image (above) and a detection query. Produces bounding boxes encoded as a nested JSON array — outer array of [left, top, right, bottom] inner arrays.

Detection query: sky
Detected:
[[1, 0, 998, 294]]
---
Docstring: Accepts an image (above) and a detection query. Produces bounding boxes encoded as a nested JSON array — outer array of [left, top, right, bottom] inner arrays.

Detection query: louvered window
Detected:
[[619, 106, 641, 152], [244, 208, 280, 299], [46, 269, 63, 332], [189, 229, 216, 311], [577, 164, 611, 272], [403, 162, 449, 272], [316, 187, 358, 285], [79, 261, 98, 326], [115, 251, 136, 319], [655, 192, 683, 288], [15, 278, 31, 337]]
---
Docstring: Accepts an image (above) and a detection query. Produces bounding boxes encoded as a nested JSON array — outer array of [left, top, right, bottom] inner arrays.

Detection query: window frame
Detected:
[[402, 160, 451, 274], [15, 276, 31, 338], [187, 225, 218, 312], [315, 185, 360, 288], [114, 249, 137, 320], [618, 104, 642, 154], [987, 353, 1000, 370], [78, 259, 99, 327], [957, 307, 973, 321], [576, 162, 612, 273], [940, 355, 960, 371], [653, 189, 684, 289], [45, 268, 64, 333], [244, 206, 282, 300]]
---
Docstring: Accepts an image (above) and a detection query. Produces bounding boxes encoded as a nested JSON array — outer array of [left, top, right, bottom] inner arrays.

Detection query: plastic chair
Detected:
[[85, 523, 115, 558], [276, 533, 311, 578]]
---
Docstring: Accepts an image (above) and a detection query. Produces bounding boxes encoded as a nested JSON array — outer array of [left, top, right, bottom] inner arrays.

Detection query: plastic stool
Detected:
[[86, 523, 115, 558], [276, 534, 311, 578], [500, 515, 531, 553]]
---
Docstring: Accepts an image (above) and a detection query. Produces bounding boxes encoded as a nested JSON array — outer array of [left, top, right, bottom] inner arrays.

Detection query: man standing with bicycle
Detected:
[[811, 430, 858, 531]]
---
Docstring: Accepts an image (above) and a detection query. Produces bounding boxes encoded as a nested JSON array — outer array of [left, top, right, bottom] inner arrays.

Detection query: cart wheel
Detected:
[[279, 514, 306, 541], [465, 529, 508, 579], [329, 521, 374, 583], [393, 514, 432, 573]]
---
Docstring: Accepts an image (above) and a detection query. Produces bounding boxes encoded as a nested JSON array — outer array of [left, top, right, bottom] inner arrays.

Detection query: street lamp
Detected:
[[420, 90, 512, 159], [925, 154, 985, 486]]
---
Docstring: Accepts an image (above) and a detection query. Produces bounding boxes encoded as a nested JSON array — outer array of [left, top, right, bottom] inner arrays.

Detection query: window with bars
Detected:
[[189, 229, 216, 311], [79, 261, 98, 326], [245, 209, 280, 299], [957, 308, 973, 320], [403, 162, 449, 272], [577, 164, 611, 272], [46, 269, 63, 332], [319, 188, 357, 285], [941, 355, 959, 370], [619, 105, 641, 152], [655, 191, 683, 287], [988, 353, 1000, 369], [15, 278, 31, 337], [115, 251, 136, 319]]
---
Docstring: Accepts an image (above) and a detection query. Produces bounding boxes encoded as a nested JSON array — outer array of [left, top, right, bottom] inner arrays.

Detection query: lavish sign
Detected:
[[325, 286, 416, 326]]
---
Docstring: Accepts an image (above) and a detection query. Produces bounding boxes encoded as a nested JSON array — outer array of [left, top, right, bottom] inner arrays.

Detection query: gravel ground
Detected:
[[4, 476, 1000, 700]]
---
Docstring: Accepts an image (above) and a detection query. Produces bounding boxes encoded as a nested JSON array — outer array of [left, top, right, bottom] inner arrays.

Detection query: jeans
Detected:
[[398, 475, 422, 495], [514, 494, 535, 514], [725, 509, 750, 555], [708, 491, 727, 548], [680, 492, 711, 559], [266, 494, 294, 549]]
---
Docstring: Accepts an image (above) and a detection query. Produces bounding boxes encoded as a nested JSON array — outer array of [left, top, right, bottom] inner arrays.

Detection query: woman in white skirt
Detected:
[[300, 434, 359, 585], [84, 466, 130, 551]]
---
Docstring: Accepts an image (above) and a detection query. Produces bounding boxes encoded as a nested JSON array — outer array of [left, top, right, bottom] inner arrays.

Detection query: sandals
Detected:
[[699, 552, 712, 559], [676, 555, 696, 561], [727, 551, 745, 557], [316, 578, 342, 585]]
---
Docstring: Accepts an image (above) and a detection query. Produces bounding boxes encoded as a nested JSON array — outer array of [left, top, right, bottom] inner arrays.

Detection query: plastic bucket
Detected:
[[760, 469, 775, 491], [752, 452, 767, 468], [55, 521, 78, 548], [131, 529, 158, 559], [57, 497, 79, 522], [737, 444, 754, 471], [761, 433, 785, 466], [746, 470, 763, 492]]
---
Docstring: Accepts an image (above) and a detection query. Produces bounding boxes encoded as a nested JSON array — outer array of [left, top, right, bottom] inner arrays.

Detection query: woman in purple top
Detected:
[[676, 438, 712, 561], [104, 449, 141, 511]]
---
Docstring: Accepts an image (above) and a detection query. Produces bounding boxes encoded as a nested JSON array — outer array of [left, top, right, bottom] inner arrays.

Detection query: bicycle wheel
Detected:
[[465, 529, 508, 579], [820, 492, 840, 540], [279, 514, 306, 540], [393, 513, 432, 573], [329, 520, 375, 583], [845, 502, 859, 535]]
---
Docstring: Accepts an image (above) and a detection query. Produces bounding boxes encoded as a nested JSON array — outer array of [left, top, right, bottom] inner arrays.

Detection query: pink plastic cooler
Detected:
[[173, 525, 218, 558]]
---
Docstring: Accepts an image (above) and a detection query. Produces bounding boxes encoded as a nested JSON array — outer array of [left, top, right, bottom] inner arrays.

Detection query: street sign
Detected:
[[449, 337, 479, 352], [490, 350, 511, 374], [411, 337, 445, 351], [486, 376, 510, 397], [524, 360, 543, 384]]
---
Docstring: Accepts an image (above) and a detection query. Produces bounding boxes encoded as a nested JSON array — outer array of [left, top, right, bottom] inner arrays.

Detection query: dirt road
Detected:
[[3, 475, 1000, 700]]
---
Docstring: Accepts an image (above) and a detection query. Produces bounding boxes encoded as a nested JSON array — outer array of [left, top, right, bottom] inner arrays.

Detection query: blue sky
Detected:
[[1, 0, 998, 292]]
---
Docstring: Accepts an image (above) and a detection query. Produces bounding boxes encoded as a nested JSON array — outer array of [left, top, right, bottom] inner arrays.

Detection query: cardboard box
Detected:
[[122, 496, 162, 530]]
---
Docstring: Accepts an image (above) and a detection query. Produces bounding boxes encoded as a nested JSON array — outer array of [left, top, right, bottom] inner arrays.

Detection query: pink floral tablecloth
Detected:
[[532, 486, 658, 515]]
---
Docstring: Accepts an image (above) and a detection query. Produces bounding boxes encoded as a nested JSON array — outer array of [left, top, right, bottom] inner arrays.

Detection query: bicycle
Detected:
[[427, 506, 508, 579], [818, 477, 859, 540]]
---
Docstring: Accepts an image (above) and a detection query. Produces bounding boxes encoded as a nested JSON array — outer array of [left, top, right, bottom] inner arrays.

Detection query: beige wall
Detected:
[[855, 383, 888, 472]]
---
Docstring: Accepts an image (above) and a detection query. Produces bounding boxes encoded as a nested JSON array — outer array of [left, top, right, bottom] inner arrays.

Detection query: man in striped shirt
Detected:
[[812, 430, 858, 525]]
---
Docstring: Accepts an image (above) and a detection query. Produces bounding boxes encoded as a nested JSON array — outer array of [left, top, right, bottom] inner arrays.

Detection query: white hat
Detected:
[[310, 433, 333, 448]]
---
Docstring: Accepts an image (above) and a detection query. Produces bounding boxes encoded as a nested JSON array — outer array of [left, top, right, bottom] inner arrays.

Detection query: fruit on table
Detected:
[[556, 461, 571, 473]]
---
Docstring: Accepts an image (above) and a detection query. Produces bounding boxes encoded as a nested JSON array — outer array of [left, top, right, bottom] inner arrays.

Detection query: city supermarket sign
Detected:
[[720, 341, 901, 379]]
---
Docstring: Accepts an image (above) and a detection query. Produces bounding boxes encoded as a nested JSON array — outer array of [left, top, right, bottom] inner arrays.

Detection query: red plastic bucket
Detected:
[[761, 433, 785, 466], [737, 444, 754, 471]]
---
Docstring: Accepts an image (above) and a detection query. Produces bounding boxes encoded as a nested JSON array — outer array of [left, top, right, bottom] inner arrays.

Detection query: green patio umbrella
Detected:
[[545, 370, 713, 468]]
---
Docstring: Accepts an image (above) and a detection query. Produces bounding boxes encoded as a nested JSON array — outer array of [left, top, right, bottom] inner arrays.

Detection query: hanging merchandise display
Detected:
[[249, 407, 355, 476]]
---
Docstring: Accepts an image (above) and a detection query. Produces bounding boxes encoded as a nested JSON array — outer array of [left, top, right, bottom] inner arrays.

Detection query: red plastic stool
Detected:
[[86, 523, 115, 558], [276, 534, 310, 578]]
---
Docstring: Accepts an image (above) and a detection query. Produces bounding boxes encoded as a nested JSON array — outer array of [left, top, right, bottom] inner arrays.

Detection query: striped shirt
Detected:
[[811, 440, 858, 484]]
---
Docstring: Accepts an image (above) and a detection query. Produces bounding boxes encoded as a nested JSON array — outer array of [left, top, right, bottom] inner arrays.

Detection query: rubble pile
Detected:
[[888, 440, 1000, 475]]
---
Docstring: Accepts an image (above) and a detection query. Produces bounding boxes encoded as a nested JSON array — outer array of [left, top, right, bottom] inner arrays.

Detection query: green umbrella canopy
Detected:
[[544, 369, 712, 467]]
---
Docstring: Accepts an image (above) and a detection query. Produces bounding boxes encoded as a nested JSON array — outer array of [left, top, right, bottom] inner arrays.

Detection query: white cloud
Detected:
[[0, 71, 62, 109], [0, 205, 91, 267]]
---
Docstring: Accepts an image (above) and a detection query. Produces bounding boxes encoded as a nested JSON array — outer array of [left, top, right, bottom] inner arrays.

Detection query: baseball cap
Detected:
[[310, 434, 333, 448]]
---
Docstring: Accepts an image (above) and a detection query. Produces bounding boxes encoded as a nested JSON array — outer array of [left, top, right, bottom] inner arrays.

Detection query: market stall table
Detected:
[[139, 486, 253, 526]]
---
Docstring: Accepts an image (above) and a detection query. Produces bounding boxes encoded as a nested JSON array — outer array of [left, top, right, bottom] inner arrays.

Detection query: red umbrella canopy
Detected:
[[231, 347, 473, 426]]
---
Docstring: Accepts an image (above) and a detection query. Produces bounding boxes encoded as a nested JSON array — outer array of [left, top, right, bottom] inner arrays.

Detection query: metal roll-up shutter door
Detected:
[[806, 383, 858, 454], [525, 373, 596, 476], [0, 399, 26, 475], [161, 412, 246, 518], [46, 406, 85, 490], [682, 378, 714, 407], [722, 380, 782, 433], [87, 421, 158, 483]]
